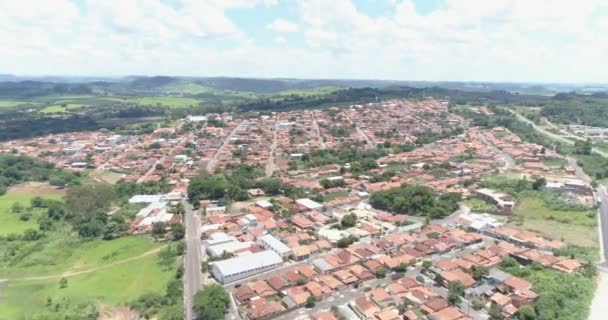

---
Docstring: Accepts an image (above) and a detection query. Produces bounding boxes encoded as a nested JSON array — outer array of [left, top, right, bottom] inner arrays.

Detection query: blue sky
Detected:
[[0, 0, 607, 83]]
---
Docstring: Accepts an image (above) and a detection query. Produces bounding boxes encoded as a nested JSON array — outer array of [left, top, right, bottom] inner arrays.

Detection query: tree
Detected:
[[152, 222, 167, 239], [471, 265, 489, 280], [65, 183, 114, 217], [59, 277, 68, 289], [516, 305, 537, 320], [188, 173, 229, 201], [305, 295, 316, 308], [375, 267, 387, 278], [170, 223, 185, 240], [102, 221, 125, 240], [11, 202, 23, 213], [532, 177, 546, 190], [447, 281, 464, 305], [340, 213, 357, 229], [193, 285, 230, 320], [31, 196, 44, 208], [393, 263, 408, 273], [422, 260, 432, 271]]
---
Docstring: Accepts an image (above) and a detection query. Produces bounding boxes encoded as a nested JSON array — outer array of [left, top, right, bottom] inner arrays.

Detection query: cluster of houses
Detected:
[[222, 218, 584, 320]]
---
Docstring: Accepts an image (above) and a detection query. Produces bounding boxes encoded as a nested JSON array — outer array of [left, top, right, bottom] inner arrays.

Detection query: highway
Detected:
[[183, 200, 203, 320]]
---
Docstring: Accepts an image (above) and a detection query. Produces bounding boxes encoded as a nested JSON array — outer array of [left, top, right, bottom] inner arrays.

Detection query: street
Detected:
[[265, 116, 280, 177], [183, 200, 203, 320], [596, 187, 608, 266]]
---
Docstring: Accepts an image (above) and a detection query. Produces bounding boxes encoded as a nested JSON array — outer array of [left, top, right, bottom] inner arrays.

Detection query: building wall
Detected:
[[212, 261, 283, 284]]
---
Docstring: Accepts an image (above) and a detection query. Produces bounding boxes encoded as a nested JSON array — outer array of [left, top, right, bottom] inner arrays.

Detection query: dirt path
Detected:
[[2, 246, 166, 282]]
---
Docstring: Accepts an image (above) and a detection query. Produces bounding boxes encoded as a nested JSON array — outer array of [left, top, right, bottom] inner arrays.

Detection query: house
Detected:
[[351, 296, 381, 319], [428, 306, 469, 320], [312, 311, 338, 320], [474, 188, 515, 214], [295, 198, 324, 211], [258, 234, 292, 259], [211, 250, 283, 284], [247, 298, 284, 320], [439, 269, 476, 288]]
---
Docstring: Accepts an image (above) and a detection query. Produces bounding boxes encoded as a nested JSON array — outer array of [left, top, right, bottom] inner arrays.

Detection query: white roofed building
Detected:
[[211, 250, 283, 284]]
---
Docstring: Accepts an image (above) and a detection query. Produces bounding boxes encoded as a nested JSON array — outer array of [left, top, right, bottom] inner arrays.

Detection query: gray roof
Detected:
[[312, 258, 335, 273], [258, 234, 292, 255], [212, 250, 283, 276], [486, 268, 511, 282]]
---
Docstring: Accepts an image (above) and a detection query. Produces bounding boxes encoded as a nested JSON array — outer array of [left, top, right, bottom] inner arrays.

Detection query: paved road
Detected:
[[311, 110, 326, 149], [510, 109, 608, 158], [343, 112, 372, 148], [183, 200, 203, 320], [477, 129, 516, 170], [596, 187, 608, 267], [265, 116, 280, 177], [206, 121, 243, 173]]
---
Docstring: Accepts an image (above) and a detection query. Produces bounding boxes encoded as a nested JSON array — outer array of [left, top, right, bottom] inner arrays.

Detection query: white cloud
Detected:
[[0, 0, 606, 82], [266, 19, 299, 33]]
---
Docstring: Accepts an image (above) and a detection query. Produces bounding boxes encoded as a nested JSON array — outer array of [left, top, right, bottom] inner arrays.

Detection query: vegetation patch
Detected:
[[131, 97, 201, 108], [501, 257, 596, 320], [509, 194, 597, 247], [0, 193, 61, 235], [0, 253, 176, 319]]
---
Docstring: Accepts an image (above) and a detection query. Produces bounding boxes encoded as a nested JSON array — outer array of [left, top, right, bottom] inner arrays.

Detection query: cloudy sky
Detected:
[[1, 0, 607, 82]]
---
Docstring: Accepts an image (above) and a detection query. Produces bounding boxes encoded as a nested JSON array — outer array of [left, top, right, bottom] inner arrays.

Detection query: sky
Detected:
[[1, 0, 607, 83]]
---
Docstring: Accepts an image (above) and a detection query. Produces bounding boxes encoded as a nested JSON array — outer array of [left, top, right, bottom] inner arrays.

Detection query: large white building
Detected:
[[258, 234, 292, 258], [211, 250, 283, 284]]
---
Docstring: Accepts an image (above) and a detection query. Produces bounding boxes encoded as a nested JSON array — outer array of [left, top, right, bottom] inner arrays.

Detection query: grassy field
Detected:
[[40, 103, 87, 113], [323, 190, 350, 202], [509, 195, 597, 247], [1, 233, 162, 278], [131, 96, 201, 108], [0, 253, 175, 319], [0, 193, 61, 236], [0, 100, 34, 108], [464, 198, 497, 212], [543, 157, 566, 168]]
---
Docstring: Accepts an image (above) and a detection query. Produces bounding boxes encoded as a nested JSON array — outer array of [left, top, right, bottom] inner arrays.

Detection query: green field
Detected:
[[323, 190, 350, 202], [509, 195, 597, 247], [0, 100, 35, 108], [1, 233, 162, 278], [40, 104, 87, 113], [0, 253, 175, 319], [543, 157, 566, 168], [0, 194, 61, 235], [464, 198, 497, 212], [131, 96, 201, 108]]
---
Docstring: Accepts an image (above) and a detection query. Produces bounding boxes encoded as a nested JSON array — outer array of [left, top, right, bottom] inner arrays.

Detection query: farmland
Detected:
[[40, 104, 87, 113], [130, 96, 202, 108]]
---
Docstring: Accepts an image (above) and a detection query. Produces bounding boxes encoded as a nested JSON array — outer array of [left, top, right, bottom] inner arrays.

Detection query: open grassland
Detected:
[[0, 193, 61, 236], [543, 157, 566, 168], [160, 81, 214, 94], [323, 190, 350, 202], [276, 86, 342, 97], [509, 195, 597, 247], [1, 233, 162, 278], [40, 103, 87, 113], [0, 253, 174, 319], [131, 96, 201, 108], [0, 100, 36, 109], [464, 198, 497, 212]]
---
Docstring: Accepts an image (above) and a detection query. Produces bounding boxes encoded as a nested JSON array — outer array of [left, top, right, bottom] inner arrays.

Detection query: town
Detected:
[[0, 98, 599, 320]]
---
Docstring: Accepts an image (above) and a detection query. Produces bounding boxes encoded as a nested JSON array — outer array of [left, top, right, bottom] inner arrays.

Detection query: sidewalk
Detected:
[[589, 270, 608, 320]]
